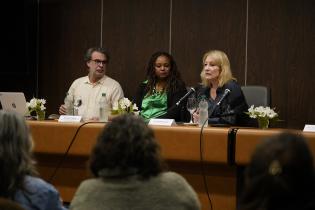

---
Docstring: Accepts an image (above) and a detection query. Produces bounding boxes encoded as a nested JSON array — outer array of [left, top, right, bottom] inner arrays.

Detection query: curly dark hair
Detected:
[[0, 111, 37, 198], [240, 132, 315, 210], [90, 114, 165, 179], [145, 51, 182, 94]]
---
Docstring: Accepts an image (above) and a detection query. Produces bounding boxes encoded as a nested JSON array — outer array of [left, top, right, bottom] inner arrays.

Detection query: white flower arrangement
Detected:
[[247, 105, 278, 119], [112, 97, 139, 115], [246, 105, 279, 128], [26, 98, 46, 119]]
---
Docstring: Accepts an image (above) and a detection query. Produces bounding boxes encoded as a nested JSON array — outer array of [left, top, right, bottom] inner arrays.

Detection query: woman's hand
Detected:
[[193, 110, 199, 123]]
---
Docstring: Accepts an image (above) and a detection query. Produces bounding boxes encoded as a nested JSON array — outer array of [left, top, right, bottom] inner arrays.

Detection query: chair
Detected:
[[237, 85, 271, 207], [241, 85, 270, 107]]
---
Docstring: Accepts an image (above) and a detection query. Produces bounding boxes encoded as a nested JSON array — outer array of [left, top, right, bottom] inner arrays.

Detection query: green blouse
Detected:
[[141, 91, 167, 121]]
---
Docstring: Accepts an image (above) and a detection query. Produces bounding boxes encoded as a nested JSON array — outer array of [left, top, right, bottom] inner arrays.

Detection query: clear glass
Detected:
[[186, 97, 197, 123]]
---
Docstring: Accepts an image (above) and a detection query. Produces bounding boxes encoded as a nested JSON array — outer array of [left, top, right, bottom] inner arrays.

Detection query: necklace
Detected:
[[153, 86, 164, 95]]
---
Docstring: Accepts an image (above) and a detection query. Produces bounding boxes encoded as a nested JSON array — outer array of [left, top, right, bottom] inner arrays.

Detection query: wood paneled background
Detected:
[[1, 0, 315, 129]]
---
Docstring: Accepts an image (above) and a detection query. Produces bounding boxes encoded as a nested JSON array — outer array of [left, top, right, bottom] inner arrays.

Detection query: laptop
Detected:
[[0, 92, 28, 116]]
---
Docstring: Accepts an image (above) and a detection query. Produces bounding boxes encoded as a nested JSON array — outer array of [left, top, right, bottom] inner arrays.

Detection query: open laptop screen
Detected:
[[0, 92, 27, 116]]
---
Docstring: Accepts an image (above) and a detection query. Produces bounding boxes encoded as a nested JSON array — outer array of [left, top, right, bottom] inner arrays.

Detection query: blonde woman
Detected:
[[193, 50, 248, 125]]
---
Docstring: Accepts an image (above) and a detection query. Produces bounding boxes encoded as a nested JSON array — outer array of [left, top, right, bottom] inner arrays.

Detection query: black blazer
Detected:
[[195, 80, 249, 126]]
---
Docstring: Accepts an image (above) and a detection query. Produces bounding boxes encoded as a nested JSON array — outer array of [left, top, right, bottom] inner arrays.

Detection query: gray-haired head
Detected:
[[84, 47, 110, 63], [0, 111, 37, 198]]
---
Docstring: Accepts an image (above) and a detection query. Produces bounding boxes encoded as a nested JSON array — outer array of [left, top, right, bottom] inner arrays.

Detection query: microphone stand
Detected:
[[199, 105, 214, 210], [167, 90, 194, 122]]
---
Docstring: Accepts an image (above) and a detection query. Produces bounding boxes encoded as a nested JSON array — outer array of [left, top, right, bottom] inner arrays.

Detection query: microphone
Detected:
[[216, 89, 231, 106], [175, 87, 196, 106]]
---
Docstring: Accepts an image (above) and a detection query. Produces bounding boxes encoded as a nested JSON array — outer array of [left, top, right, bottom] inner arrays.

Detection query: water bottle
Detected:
[[64, 92, 74, 115], [99, 93, 109, 122], [198, 98, 208, 127], [73, 96, 82, 116]]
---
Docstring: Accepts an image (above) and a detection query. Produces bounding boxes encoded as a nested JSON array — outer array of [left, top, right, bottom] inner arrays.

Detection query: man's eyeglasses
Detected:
[[91, 59, 108, 65]]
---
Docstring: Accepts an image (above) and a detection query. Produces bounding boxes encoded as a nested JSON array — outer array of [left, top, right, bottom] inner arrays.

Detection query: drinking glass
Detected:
[[186, 97, 197, 123]]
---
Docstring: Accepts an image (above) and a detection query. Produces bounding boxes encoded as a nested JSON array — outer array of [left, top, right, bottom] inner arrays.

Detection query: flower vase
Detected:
[[36, 111, 45, 121], [258, 117, 269, 129]]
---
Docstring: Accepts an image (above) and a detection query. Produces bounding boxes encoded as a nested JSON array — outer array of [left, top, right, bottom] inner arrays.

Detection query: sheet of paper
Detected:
[[303, 124, 315, 132], [148, 118, 176, 126]]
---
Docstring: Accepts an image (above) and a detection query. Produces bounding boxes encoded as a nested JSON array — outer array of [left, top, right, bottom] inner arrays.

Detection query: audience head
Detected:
[[145, 51, 181, 93], [240, 132, 315, 210], [200, 50, 235, 87], [84, 47, 110, 82], [90, 114, 164, 179], [0, 111, 37, 198]]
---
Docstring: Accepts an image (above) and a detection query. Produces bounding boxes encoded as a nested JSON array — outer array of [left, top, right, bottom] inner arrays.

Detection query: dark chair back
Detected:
[[241, 86, 271, 107]]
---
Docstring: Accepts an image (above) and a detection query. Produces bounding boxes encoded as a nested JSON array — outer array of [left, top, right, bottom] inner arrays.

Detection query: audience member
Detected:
[[240, 132, 315, 210], [193, 50, 248, 125], [70, 114, 200, 210], [59, 47, 124, 120], [134, 51, 189, 122], [0, 111, 66, 210]]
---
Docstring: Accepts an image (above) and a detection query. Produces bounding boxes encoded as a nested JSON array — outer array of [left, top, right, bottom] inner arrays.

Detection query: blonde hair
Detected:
[[200, 50, 236, 87]]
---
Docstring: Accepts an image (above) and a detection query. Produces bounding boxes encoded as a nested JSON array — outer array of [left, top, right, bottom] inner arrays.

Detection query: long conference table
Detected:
[[27, 120, 315, 210]]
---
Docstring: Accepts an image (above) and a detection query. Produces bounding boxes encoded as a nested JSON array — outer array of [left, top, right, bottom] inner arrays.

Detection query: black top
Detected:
[[195, 80, 249, 126], [134, 80, 189, 122]]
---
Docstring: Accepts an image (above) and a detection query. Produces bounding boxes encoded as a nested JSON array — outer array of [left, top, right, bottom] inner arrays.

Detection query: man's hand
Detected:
[[59, 104, 67, 115]]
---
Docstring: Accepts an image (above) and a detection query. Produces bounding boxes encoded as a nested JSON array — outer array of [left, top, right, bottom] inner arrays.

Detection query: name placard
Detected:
[[148, 118, 176, 126], [303, 124, 315, 132], [58, 115, 82, 123]]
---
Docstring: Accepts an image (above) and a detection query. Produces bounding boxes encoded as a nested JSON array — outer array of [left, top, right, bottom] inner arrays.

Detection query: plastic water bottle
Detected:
[[198, 98, 208, 127], [99, 93, 109, 122], [64, 92, 74, 115], [73, 96, 82, 116]]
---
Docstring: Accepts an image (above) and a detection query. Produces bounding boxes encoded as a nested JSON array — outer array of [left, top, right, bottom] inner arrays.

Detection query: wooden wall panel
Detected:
[[172, 0, 247, 87], [38, 0, 170, 112], [101, 0, 170, 99], [246, 0, 315, 128], [34, 0, 315, 128], [38, 0, 101, 114]]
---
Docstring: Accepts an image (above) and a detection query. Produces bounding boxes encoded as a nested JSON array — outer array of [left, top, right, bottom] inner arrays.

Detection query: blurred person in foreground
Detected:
[[134, 51, 189, 122], [59, 47, 124, 120], [240, 132, 315, 210], [193, 50, 249, 126], [70, 114, 200, 210], [0, 111, 66, 210]]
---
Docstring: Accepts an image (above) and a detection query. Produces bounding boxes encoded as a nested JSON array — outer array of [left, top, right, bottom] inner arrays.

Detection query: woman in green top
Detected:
[[134, 51, 189, 122]]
